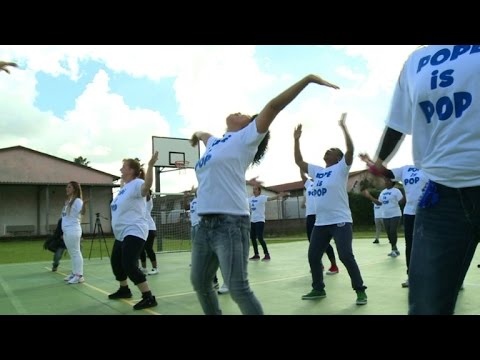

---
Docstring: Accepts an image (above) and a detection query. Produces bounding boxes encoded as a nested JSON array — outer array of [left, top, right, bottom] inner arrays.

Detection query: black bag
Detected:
[[43, 218, 65, 253]]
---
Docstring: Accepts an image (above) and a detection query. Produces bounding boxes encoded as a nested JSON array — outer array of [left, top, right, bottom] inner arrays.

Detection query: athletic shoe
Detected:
[[133, 295, 158, 310], [395, 250, 400, 256], [148, 268, 159, 275], [52, 266, 58, 272], [67, 274, 85, 284], [302, 289, 326, 300], [261, 254, 271, 261], [64, 273, 75, 281], [140, 267, 148, 275], [218, 284, 229, 295], [356, 290, 368, 305], [249, 255, 260, 261], [108, 287, 133, 299], [388, 251, 398, 257], [326, 265, 339, 275], [373, 239, 379, 244], [401, 279, 409, 288]]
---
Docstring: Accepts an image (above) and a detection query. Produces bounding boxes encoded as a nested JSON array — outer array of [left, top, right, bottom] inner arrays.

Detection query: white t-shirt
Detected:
[[390, 165, 428, 215], [304, 179, 316, 216], [190, 198, 200, 226], [373, 203, 382, 219], [378, 187, 403, 219], [145, 197, 156, 231], [249, 194, 268, 223], [195, 119, 267, 216], [61, 198, 83, 231], [308, 158, 352, 226], [386, 45, 480, 188], [110, 178, 148, 241]]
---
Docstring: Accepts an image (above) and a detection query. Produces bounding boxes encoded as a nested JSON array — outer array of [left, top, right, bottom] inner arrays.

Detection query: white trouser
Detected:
[[63, 228, 83, 276]]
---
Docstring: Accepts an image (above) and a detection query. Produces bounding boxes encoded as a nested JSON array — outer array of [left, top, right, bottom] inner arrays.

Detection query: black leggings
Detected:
[[111, 236, 147, 285], [250, 222, 269, 256], [140, 230, 157, 263], [306, 215, 336, 264]]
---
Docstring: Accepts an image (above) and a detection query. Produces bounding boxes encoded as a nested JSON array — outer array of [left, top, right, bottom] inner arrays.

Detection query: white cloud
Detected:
[[0, 45, 419, 193]]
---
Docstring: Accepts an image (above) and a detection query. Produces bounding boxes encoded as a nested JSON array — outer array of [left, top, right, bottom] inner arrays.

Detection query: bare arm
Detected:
[[141, 151, 158, 197], [362, 189, 382, 205], [338, 114, 354, 166], [256, 74, 339, 133], [246, 177, 264, 188], [190, 131, 213, 147], [358, 152, 394, 179], [299, 169, 308, 184], [294, 124, 308, 174], [80, 199, 89, 215], [0, 61, 18, 74]]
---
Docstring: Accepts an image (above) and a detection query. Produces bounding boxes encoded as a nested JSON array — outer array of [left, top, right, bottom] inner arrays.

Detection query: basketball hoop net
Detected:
[[175, 160, 189, 175]]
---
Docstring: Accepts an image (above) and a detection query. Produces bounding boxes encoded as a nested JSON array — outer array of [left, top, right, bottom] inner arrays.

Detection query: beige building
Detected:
[[0, 146, 119, 237]]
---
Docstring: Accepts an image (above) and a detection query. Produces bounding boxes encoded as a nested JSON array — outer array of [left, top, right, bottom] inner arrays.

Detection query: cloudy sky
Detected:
[[0, 45, 419, 193]]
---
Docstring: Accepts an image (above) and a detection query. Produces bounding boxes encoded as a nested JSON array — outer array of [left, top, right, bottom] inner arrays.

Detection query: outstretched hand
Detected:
[[358, 153, 373, 165], [0, 61, 18, 74], [190, 133, 200, 147], [338, 113, 347, 128], [148, 151, 159, 167], [247, 176, 263, 188], [293, 124, 303, 140], [307, 74, 339, 90]]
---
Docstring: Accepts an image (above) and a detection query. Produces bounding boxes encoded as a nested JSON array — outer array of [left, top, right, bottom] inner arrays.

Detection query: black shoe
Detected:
[[373, 239, 379, 244], [133, 296, 158, 310], [52, 266, 58, 272], [108, 288, 133, 299]]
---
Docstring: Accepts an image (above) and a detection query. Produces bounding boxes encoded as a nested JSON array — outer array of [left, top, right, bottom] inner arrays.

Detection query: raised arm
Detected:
[[372, 127, 405, 171], [358, 152, 394, 179], [141, 151, 158, 197], [190, 131, 213, 147], [0, 61, 18, 74], [294, 124, 308, 174], [362, 189, 382, 205], [338, 114, 354, 166], [299, 168, 308, 184], [256, 74, 339, 133]]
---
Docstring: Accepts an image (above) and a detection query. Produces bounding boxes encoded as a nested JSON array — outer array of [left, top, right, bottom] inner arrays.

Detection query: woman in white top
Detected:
[[108, 152, 158, 311], [62, 181, 85, 284], [190, 74, 339, 315]]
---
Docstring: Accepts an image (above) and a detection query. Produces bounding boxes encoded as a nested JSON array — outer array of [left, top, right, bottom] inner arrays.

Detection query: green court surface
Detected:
[[0, 238, 479, 315]]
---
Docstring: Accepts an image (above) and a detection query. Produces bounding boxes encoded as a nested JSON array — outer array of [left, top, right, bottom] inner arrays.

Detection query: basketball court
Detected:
[[1, 237, 479, 315]]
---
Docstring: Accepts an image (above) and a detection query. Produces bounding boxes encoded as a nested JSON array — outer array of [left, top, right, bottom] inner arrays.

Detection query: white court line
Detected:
[[0, 274, 27, 314], [44, 267, 162, 315]]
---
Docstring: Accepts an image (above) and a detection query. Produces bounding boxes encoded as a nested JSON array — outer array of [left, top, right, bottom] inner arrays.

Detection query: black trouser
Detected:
[[306, 215, 336, 265], [250, 222, 269, 256], [404, 214, 415, 274], [140, 230, 157, 263], [383, 217, 401, 250], [111, 236, 147, 285]]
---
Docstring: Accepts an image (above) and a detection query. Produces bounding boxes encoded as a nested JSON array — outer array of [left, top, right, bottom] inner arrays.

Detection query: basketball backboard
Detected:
[[152, 136, 199, 169]]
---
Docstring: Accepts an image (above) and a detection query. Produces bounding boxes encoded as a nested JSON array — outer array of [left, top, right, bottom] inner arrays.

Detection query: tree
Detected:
[[74, 156, 90, 166]]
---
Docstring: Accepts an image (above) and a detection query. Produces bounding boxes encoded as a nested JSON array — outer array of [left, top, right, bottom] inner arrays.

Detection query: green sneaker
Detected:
[[301, 289, 326, 300], [356, 290, 367, 305]]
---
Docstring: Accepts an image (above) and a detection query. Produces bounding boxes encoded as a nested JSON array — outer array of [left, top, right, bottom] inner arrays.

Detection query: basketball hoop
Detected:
[[175, 160, 189, 175]]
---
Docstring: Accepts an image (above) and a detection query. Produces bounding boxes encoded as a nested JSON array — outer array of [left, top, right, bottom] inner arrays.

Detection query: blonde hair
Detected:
[[66, 181, 83, 215]]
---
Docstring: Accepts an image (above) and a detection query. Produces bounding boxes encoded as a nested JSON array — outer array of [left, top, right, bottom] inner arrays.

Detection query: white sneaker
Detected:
[[67, 274, 85, 284], [64, 273, 75, 282], [388, 251, 398, 258], [148, 268, 159, 275], [218, 284, 229, 294], [140, 267, 148, 275]]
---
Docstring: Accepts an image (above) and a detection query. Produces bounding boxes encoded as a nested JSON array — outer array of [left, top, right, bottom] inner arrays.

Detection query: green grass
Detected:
[[0, 231, 377, 264]]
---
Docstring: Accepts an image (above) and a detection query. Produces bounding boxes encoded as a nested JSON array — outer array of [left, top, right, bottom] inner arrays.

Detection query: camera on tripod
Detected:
[[95, 212, 100, 217]]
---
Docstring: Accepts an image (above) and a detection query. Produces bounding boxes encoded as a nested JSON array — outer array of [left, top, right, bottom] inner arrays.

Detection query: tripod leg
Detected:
[[89, 223, 97, 260], [99, 224, 110, 258]]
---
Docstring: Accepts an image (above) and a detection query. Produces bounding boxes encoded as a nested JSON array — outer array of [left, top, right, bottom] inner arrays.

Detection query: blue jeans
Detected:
[[52, 246, 66, 268], [409, 182, 480, 315], [190, 214, 264, 315]]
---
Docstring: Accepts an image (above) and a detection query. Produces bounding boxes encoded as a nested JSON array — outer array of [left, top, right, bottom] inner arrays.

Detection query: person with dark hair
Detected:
[[248, 185, 288, 262], [108, 152, 159, 311], [0, 61, 17, 74], [294, 115, 368, 305], [370, 45, 480, 314], [360, 154, 428, 287], [62, 181, 86, 284], [51, 218, 66, 272], [190, 74, 339, 315], [140, 190, 158, 275], [299, 169, 339, 275]]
